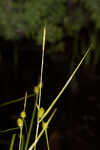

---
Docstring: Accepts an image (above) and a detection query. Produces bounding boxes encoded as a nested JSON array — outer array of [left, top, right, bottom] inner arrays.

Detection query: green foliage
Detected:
[[0, 0, 99, 70], [0, 0, 66, 42], [0, 0, 99, 41], [0, 0, 98, 40], [64, 5, 85, 35], [83, 0, 100, 29]]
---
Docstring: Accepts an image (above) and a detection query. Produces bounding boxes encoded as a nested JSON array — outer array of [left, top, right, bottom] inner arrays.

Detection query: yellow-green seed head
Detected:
[[34, 86, 39, 95], [38, 107, 45, 119], [42, 121, 47, 129], [20, 111, 26, 119], [17, 118, 23, 128]]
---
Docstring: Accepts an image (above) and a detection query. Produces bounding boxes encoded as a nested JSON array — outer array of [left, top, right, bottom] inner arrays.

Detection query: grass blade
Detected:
[[0, 94, 34, 108], [45, 129, 50, 150], [39, 42, 94, 123], [0, 127, 19, 134], [25, 95, 38, 150], [28, 109, 56, 150], [34, 26, 46, 150], [9, 134, 16, 150]]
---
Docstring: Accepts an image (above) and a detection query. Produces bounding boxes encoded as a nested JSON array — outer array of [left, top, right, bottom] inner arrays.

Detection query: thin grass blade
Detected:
[[9, 134, 16, 150], [0, 94, 34, 108], [39, 42, 94, 123], [0, 127, 19, 134], [25, 95, 38, 150], [28, 109, 56, 150]]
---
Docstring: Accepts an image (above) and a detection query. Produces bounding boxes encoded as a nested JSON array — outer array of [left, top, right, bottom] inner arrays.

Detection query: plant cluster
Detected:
[[0, 27, 94, 150]]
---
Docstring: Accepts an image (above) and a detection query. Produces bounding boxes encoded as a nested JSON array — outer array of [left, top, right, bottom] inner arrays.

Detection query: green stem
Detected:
[[28, 109, 56, 150], [9, 134, 16, 150], [39, 43, 93, 123], [0, 127, 19, 133], [25, 95, 38, 150], [19, 127, 23, 150], [0, 94, 34, 108], [45, 129, 50, 150], [34, 26, 46, 150]]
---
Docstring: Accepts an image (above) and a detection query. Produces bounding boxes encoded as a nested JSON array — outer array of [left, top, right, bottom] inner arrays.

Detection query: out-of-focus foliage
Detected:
[[0, 0, 100, 71], [83, 0, 100, 29], [0, 0, 99, 41], [0, 0, 66, 43]]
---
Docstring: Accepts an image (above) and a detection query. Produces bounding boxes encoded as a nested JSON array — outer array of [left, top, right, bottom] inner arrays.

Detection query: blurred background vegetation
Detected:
[[0, 0, 99, 73]]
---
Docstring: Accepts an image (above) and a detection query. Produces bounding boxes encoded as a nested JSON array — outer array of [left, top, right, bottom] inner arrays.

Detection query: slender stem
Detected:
[[9, 134, 16, 150], [45, 129, 50, 150], [0, 127, 19, 133], [28, 109, 56, 150], [25, 95, 38, 150], [39, 43, 93, 123], [24, 92, 27, 111], [34, 27, 46, 150], [19, 127, 23, 150], [0, 94, 34, 108]]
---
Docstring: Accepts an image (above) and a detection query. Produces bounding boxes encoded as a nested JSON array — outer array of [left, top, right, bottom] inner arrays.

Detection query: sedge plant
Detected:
[[0, 26, 94, 150]]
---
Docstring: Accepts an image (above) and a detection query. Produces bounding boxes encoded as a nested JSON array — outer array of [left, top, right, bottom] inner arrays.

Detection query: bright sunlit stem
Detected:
[[43, 26, 46, 52], [34, 26, 46, 150], [38, 42, 94, 123], [28, 109, 56, 150]]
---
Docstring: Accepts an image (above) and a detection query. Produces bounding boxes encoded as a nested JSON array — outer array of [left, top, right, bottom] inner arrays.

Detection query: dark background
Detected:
[[0, 38, 97, 150], [0, 0, 97, 150]]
